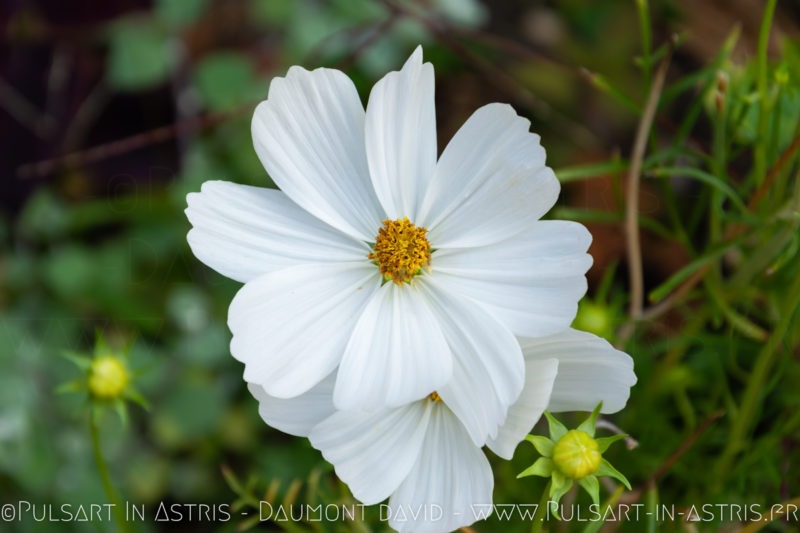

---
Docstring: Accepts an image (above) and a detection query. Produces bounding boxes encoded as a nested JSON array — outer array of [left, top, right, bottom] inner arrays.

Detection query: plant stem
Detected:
[[635, 0, 652, 86], [714, 266, 800, 484], [89, 410, 130, 533], [620, 48, 672, 341], [709, 75, 728, 246], [531, 481, 551, 533], [736, 495, 800, 533], [753, 0, 777, 185]]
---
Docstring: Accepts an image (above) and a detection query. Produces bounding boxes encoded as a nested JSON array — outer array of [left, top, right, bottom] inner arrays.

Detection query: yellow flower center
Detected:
[[88, 356, 130, 399], [428, 391, 442, 402], [369, 218, 431, 284], [552, 429, 602, 479]]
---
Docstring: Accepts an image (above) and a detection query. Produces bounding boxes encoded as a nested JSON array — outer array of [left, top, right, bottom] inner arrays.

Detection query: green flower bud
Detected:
[[88, 356, 130, 400], [518, 403, 632, 512], [552, 429, 601, 479]]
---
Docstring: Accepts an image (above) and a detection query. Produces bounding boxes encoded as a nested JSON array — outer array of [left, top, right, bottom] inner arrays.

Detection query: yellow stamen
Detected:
[[369, 217, 431, 284], [428, 391, 442, 402]]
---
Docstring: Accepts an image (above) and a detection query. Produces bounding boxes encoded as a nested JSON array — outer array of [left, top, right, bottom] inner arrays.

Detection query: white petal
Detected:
[[246, 373, 335, 437], [389, 405, 493, 533], [520, 328, 636, 413], [419, 280, 524, 446], [431, 220, 592, 337], [309, 401, 432, 505], [186, 181, 369, 283], [335, 281, 452, 409], [365, 46, 436, 220], [486, 358, 558, 460], [229, 263, 380, 398], [252, 66, 384, 241], [422, 103, 559, 247]]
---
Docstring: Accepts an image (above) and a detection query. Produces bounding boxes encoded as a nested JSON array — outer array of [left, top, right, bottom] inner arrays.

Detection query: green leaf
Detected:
[[517, 457, 554, 479], [250, 0, 294, 26], [554, 160, 629, 183], [55, 379, 85, 395], [596, 459, 632, 490], [113, 399, 129, 428], [221, 464, 246, 496], [648, 239, 740, 302], [577, 403, 603, 437], [94, 329, 112, 355], [193, 52, 259, 111], [156, 379, 227, 444], [578, 475, 601, 506], [17, 188, 69, 241], [581, 69, 641, 114], [124, 387, 150, 411], [43, 245, 95, 299], [525, 435, 555, 457], [107, 18, 170, 91], [155, 0, 208, 28], [548, 471, 573, 518], [544, 411, 568, 441], [596, 434, 628, 453], [648, 166, 749, 214], [62, 350, 92, 370]]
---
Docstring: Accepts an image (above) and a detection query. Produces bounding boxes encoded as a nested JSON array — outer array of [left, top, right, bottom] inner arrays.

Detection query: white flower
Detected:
[[185, 46, 592, 435], [248, 329, 636, 533]]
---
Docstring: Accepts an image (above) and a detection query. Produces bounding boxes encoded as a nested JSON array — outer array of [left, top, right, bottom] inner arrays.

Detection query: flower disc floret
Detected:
[[369, 217, 431, 284], [552, 429, 601, 479], [88, 356, 130, 400]]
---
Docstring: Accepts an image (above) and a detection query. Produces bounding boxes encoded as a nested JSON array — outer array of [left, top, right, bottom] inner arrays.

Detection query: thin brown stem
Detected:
[[451, 24, 574, 72], [747, 130, 800, 211], [648, 410, 725, 485], [60, 80, 110, 153], [305, 7, 400, 71], [600, 410, 725, 533], [639, 265, 709, 320], [735, 496, 800, 533], [0, 75, 57, 139], [639, 129, 800, 321], [379, 0, 599, 150], [621, 46, 672, 337], [336, 16, 399, 72]]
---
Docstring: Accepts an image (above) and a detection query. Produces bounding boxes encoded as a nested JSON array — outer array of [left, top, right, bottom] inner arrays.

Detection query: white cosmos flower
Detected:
[[248, 329, 636, 533], [185, 46, 592, 435]]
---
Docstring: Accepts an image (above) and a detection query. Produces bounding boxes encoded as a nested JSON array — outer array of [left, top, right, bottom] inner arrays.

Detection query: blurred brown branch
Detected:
[[379, 0, 600, 151], [16, 104, 251, 180]]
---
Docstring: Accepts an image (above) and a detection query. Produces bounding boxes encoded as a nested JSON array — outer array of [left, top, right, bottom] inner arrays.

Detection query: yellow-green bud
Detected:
[[775, 66, 789, 86], [88, 356, 130, 399], [552, 429, 601, 479], [573, 301, 613, 339]]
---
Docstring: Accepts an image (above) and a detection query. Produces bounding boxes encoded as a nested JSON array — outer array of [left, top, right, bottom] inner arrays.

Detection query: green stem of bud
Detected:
[[530, 480, 551, 533], [89, 411, 130, 533]]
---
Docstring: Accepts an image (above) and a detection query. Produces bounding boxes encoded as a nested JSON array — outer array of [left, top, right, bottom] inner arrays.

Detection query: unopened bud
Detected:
[[88, 356, 130, 399], [552, 429, 602, 479]]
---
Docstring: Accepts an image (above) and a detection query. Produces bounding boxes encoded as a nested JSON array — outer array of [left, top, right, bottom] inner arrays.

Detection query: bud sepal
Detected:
[[517, 403, 632, 516]]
